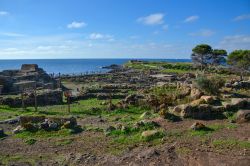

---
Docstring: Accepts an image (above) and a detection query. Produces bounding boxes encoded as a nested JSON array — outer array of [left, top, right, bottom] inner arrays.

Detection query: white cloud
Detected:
[[137, 13, 164, 25], [0, 11, 9, 16], [233, 14, 250, 21], [189, 29, 215, 37], [0, 32, 25, 37], [89, 33, 104, 39], [67, 21, 87, 29], [184, 15, 199, 23], [89, 33, 114, 41], [218, 35, 250, 51]]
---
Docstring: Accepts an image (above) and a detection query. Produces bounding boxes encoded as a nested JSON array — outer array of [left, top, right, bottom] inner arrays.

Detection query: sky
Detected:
[[0, 0, 250, 59]]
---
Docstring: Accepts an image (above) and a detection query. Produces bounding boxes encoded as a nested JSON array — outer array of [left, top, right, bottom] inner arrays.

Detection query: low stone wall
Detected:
[[0, 89, 63, 107]]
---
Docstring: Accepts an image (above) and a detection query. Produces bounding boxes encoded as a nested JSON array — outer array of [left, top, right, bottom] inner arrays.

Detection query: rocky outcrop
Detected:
[[190, 122, 206, 130], [235, 110, 250, 123], [170, 103, 223, 120], [123, 94, 145, 105], [231, 98, 250, 109], [141, 130, 161, 139], [190, 88, 203, 100], [13, 115, 78, 133], [225, 80, 250, 89]]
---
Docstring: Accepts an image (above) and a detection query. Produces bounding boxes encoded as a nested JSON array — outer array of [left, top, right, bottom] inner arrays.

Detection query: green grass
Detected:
[[24, 138, 37, 145], [105, 119, 164, 155], [15, 129, 73, 139], [84, 125, 104, 132], [212, 139, 250, 149], [0, 98, 121, 121], [125, 61, 194, 74], [188, 123, 238, 137], [107, 130, 164, 155], [105, 106, 153, 124], [161, 68, 192, 74], [189, 128, 214, 136]]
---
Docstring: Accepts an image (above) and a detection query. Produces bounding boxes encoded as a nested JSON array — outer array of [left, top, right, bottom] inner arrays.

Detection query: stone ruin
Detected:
[[0, 64, 63, 107], [0, 64, 60, 94]]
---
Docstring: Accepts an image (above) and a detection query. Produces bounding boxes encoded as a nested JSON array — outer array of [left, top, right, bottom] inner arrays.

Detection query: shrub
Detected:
[[195, 76, 225, 95]]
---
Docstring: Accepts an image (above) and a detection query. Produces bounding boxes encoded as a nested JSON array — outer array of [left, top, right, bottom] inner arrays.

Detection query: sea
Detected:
[[0, 59, 191, 75]]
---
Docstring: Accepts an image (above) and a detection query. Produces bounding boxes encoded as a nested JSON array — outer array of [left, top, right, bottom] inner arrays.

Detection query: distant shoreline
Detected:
[[0, 58, 191, 60], [0, 59, 192, 75]]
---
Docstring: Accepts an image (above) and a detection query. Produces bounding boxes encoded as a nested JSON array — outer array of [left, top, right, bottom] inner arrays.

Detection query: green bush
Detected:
[[195, 76, 225, 95]]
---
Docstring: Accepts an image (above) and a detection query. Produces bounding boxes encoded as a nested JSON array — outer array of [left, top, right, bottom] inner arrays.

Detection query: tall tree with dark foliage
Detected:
[[227, 50, 250, 80]]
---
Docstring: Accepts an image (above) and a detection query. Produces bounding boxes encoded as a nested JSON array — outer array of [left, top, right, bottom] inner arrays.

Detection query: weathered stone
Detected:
[[40, 120, 49, 130], [191, 98, 206, 106], [171, 104, 214, 119], [190, 122, 206, 130], [21, 64, 38, 71], [0, 117, 19, 124], [20, 116, 45, 127], [236, 110, 250, 123], [124, 94, 144, 105], [225, 83, 232, 88], [159, 103, 168, 110], [141, 130, 160, 139], [121, 125, 129, 132], [63, 119, 77, 129], [223, 94, 232, 99], [190, 88, 203, 100], [0, 64, 59, 99], [105, 126, 116, 134], [47, 117, 77, 127], [200, 96, 216, 104], [48, 122, 58, 130], [212, 106, 225, 112], [171, 105, 183, 115], [222, 102, 234, 110], [12, 125, 24, 134], [115, 123, 123, 130], [179, 104, 194, 118], [231, 98, 250, 109], [96, 93, 109, 100], [194, 104, 213, 119], [23, 123, 37, 131], [139, 112, 152, 119], [133, 119, 160, 130], [0, 89, 63, 107], [116, 101, 125, 109]]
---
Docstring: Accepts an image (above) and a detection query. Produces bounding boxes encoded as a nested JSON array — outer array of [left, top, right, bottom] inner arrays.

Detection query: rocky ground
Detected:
[[0, 61, 250, 166]]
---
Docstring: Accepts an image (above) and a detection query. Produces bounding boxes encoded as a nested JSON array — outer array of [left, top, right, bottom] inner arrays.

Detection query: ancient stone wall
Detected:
[[0, 89, 63, 107]]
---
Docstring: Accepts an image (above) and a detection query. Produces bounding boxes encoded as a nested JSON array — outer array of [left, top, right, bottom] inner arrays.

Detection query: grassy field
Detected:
[[124, 61, 195, 74]]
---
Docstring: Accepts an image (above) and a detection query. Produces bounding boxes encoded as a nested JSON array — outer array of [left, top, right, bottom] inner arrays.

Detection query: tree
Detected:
[[191, 44, 213, 70], [227, 50, 250, 80], [211, 49, 227, 66]]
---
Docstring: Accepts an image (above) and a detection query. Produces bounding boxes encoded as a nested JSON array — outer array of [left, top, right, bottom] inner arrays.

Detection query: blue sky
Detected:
[[0, 0, 250, 59]]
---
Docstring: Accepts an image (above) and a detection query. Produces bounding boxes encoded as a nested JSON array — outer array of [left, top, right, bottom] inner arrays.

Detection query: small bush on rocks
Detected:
[[195, 76, 225, 95]]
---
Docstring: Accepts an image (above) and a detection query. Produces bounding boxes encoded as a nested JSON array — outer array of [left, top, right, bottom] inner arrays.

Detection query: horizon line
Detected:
[[0, 58, 191, 60]]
